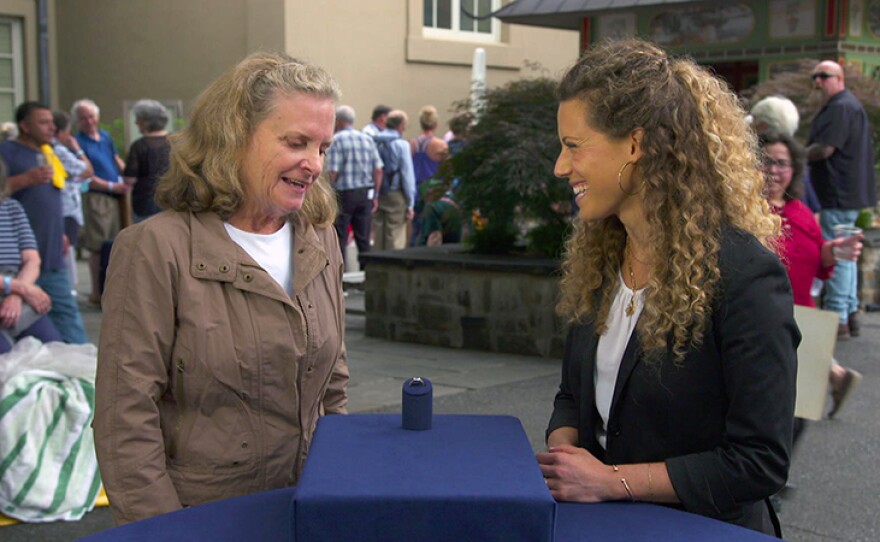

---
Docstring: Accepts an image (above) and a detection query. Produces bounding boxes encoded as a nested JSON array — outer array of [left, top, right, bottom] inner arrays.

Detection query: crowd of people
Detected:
[[326, 102, 468, 267], [0, 97, 172, 353], [0, 38, 876, 540]]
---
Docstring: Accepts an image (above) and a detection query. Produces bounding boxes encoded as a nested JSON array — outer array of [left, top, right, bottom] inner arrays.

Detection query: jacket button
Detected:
[[219, 264, 229, 273], [297, 248, 305, 254], [196, 262, 206, 270], [241, 441, 248, 449], [243, 273, 253, 282], [613, 430, 621, 437], [307, 366, 313, 373]]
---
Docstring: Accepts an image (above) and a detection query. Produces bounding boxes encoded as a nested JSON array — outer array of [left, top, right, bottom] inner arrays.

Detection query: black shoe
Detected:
[[848, 312, 861, 337], [829, 369, 863, 419]]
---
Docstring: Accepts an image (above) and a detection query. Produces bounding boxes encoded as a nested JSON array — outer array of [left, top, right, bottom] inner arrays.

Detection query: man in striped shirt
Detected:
[[326, 105, 383, 265]]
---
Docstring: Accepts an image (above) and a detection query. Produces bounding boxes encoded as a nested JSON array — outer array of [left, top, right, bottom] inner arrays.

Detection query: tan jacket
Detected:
[[94, 210, 348, 524]]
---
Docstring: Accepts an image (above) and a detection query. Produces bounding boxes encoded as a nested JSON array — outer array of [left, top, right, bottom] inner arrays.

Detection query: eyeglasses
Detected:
[[811, 72, 838, 81], [762, 158, 793, 169]]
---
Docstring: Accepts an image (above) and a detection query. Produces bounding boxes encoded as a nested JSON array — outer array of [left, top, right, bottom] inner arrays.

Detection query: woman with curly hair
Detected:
[[536, 39, 798, 537], [94, 52, 349, 524]]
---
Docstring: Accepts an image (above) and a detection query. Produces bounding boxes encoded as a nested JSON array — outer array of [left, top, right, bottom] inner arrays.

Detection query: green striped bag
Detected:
[[0, 369, 101, 522]]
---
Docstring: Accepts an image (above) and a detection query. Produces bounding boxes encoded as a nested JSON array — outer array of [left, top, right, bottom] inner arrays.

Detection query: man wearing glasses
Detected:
[[807, 60, 877, 340]]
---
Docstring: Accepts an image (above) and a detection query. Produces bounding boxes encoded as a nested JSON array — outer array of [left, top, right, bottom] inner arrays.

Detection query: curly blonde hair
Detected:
[[155, 51, 341, 227], [556, 39, 779, 362]]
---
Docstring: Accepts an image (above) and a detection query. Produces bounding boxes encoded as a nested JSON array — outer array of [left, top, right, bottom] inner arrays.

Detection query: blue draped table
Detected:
[[81, 414, 777, 541]]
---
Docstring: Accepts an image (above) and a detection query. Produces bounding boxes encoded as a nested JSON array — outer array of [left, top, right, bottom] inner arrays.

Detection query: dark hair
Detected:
[[53, 110, 71, 132], [371, 104, 391, 121], [759, 129, 805, 202], [15, 101, 51, 124]]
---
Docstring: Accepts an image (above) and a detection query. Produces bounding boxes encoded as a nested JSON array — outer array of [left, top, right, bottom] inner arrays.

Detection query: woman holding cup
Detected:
[[760, 129, 863, 418]]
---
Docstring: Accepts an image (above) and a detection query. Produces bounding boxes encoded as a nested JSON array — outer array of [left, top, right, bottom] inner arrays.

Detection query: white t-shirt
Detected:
[[224, 221, 293, 296], [594, 273, 646, 449]]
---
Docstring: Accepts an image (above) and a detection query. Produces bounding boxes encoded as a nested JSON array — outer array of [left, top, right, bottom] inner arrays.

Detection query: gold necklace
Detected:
[[624, 242, 647, 317]]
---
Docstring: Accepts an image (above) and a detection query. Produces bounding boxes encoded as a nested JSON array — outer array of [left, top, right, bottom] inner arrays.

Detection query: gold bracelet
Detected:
[[647, 463, 654, 500], [620, 478, 635, 501], [612, 465, 635, 501]]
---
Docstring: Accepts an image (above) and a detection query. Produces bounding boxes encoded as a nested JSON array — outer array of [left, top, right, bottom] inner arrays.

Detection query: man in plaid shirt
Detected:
[[326, 105, 383, 265]]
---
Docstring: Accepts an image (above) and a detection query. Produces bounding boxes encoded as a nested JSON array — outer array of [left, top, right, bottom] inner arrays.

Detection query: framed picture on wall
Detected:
[[597, 12, 636, 41], [768, 0, 817, 39], [851, 0, 864, 36]]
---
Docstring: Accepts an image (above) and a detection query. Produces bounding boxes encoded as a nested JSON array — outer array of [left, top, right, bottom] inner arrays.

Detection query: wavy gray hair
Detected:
[[71, 98, 100, 122], [133, 99, 169, 132], [748, 96, 799, 138]]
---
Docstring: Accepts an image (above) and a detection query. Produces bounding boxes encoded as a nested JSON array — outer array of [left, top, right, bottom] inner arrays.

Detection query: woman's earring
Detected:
[[617, 160, 642, 196]]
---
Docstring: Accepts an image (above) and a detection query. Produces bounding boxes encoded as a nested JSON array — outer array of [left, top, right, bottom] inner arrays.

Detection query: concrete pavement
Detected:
[[4, 268, 879, 540]]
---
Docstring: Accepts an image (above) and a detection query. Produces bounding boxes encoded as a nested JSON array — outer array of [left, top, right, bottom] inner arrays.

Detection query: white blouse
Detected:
[[594, 273, 646, 449]]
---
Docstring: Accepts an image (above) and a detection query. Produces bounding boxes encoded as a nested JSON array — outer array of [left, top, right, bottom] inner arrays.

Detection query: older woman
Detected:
[[123, 99, 171, 222], [0, 161, 61, 352], [536, 40, 798, 537], [94, 52, 349, 525], [760, 130, 862, 420]]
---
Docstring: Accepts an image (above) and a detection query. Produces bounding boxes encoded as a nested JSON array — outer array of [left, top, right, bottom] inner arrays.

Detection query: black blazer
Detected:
[[548, 227, 799, 536]]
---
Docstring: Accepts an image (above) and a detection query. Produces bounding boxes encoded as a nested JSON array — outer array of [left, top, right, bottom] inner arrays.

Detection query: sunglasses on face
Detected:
[[811, 72, 837, 81]]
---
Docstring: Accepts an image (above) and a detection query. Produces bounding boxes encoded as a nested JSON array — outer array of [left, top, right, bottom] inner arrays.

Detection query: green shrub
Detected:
[[449, 77, 572, 258]]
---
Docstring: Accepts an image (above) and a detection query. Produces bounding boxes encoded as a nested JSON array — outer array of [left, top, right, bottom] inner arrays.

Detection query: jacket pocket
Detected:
[[168, 354, 188, 461]]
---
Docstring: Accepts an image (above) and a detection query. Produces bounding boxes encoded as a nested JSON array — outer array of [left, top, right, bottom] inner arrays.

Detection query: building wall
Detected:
[[54, 0, 284, 122], [286, 0, 578, 134], [53, 0, 576, 140]]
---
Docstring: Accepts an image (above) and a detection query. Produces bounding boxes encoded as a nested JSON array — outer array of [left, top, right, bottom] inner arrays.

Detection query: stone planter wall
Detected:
[[360, 245, 565, 358], [360, 233, 880, 358]]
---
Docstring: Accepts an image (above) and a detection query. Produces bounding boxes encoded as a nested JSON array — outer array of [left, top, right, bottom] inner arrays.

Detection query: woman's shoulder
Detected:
[[782, 199, 813, 218], [717, 224, 787, 286], [0, 197, 24, 213], [116, 210, 191, 249]]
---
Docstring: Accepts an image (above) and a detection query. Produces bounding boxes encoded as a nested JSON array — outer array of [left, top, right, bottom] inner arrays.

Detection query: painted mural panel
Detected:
[[648, 4, 754, 46], [768, 0, 817, 39], [869, 0, 880, 38], [851, 0, 865, 37], [597, 12, 636, 41]]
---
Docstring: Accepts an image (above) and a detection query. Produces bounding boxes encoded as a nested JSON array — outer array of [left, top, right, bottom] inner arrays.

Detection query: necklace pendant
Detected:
[[626, 295, 636, 316]]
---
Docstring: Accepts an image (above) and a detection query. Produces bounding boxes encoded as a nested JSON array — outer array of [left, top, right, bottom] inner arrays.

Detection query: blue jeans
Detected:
[[820, 209, 861, 323], [37, 268, 89, 344]]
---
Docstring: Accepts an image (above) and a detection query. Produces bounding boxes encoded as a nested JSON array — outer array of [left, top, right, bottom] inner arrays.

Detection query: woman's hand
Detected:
[[20, 284, 52, 314], [0, 294, 23, 328], [831, 234, 863, 262], [536, 445, 620, 502]]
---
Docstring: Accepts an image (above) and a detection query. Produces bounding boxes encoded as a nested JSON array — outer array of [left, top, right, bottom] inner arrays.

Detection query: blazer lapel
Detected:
[[607, 330, 643, 425], [571, 325, 603, 455]]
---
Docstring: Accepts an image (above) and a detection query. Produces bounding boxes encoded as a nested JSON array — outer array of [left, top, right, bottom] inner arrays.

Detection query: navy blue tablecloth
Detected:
[[295, 414, 556, 542], [81, 414, 778, 542]]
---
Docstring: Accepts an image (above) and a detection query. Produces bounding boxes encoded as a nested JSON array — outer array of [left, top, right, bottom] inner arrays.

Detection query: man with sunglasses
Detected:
[[807, 60, 877, 340]]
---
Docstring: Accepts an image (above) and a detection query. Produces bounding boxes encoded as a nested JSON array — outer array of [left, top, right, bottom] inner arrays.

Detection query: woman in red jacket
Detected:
[[760, 129, 862, 418]]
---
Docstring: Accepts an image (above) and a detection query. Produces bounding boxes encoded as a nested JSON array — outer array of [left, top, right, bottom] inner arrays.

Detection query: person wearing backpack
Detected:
[[372, 110, 415, 250]]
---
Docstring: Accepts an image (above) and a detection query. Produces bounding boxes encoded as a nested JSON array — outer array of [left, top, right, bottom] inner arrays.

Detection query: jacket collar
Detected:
[[188, 211, 330, 302]]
